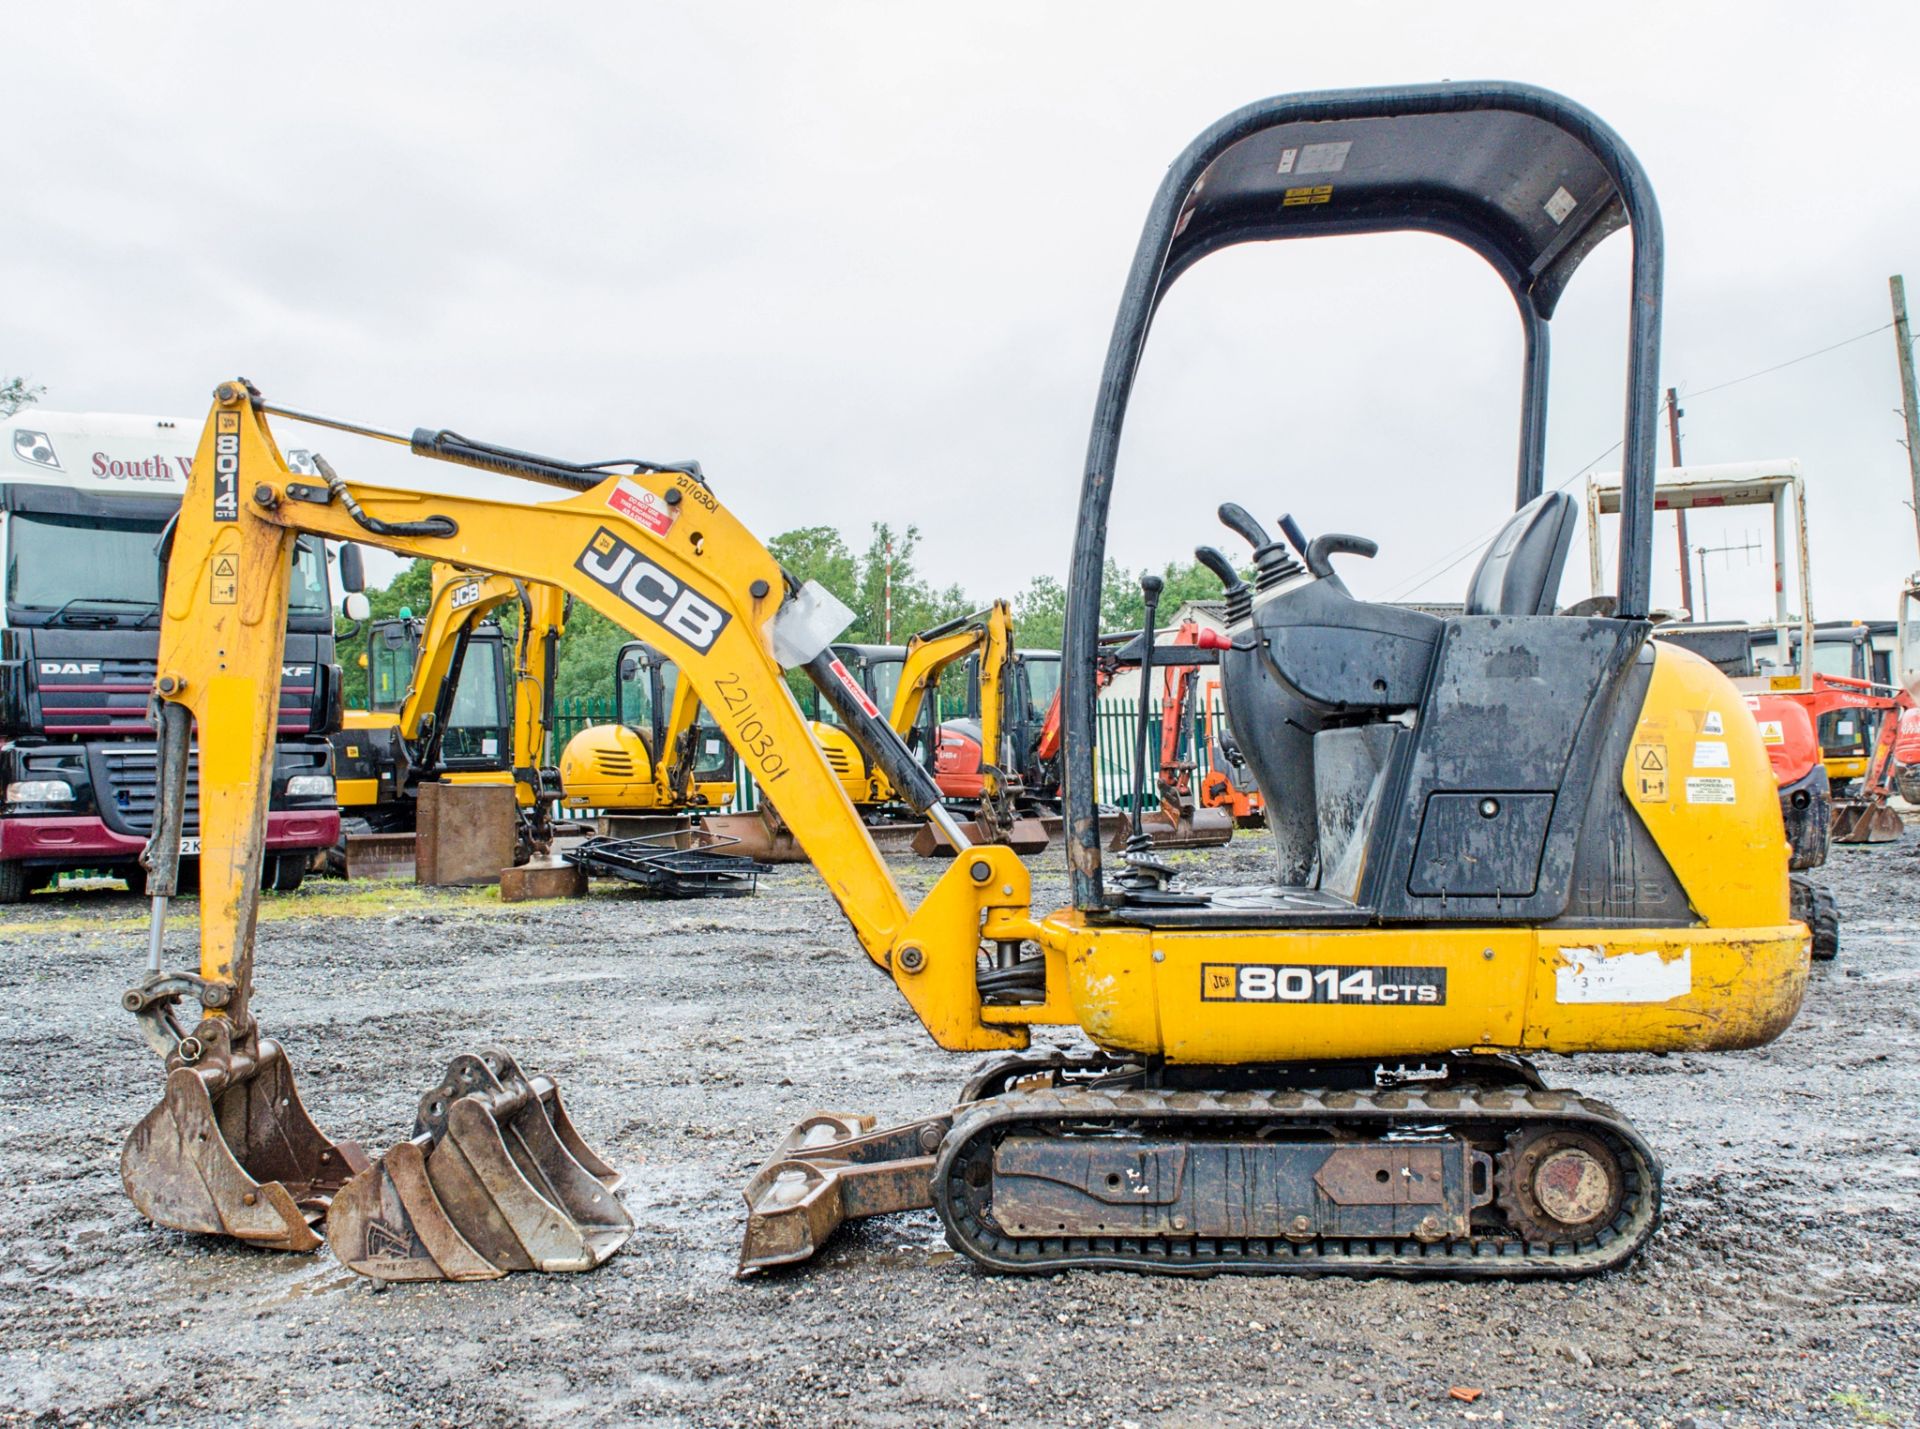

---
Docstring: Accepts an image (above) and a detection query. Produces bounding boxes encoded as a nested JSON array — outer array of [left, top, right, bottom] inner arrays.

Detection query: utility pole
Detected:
[[1892, 276, 1920, 557], [1666, 386, 1692, 615], [883, 536, 894, 644]]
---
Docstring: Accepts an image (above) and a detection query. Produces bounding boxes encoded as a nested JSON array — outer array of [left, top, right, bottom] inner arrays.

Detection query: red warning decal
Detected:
[[830, 657, 881, 719], [607, 477, 675, 537]]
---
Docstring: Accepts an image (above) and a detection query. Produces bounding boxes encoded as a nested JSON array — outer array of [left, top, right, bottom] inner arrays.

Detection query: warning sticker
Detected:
[[1275, 147, 1298, 175], [1686, 776, 1736, 805], [210, 553, 238, 605], [1631, 742, 1668, 802], [1758, 719, 1785, 745], [607, 477, 675, 538], [1692, 740, 1730, 769], [829, 657, 881, 719], [1544, 185, 1578, 224], [1702, 710, 1724, 735], [1769, 674, 1803, 691], [1295, 141, 1352, 175], [1282, 184, 1333, 207]]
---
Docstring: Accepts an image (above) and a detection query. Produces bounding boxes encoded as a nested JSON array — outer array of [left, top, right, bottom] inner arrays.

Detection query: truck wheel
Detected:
[[1790, 874, 1841, 961], [265, 852, 308, 894], [0, 861, 30, 904]]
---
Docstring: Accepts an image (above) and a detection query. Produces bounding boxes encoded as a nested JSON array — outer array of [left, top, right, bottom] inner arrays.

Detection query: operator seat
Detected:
[[1463, 491, 1578, 616]]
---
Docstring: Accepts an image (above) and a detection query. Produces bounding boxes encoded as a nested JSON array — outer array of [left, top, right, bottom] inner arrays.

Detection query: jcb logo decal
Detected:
[[213, 411, 241, 522], [575, 527, 730, 652]]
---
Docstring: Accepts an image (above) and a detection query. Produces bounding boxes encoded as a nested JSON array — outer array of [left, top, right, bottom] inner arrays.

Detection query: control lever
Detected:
[[1278, 513, 1309, 558], [1218, 503, 1304, 593], [1195, 546, 1251, 624], [1124, 574, 1164, 859], [1304, 533, 1379, 580], [1217, 503, 1271, 551]]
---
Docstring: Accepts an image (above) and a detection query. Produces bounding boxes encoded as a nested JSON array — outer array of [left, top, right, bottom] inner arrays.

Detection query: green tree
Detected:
[[1013, 573, 1067, 651], [0, 375, 44, 419]]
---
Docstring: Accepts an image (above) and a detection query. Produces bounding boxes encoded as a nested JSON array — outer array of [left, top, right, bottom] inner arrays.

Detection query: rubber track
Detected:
[[932, 1083, 1661, 1279]]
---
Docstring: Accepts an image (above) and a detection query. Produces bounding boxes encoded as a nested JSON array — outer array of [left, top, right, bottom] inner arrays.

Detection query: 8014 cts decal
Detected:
[[1202, 962, 1447, 1005]]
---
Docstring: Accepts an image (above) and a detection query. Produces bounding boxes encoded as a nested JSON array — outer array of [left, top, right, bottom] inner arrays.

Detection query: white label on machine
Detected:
[[179, 837, 200, 856], [1275, 146, 1298, 174], [1758, 719, 1785, 745], [1686, 776, 1736, 804], [481, 737, 498, 756], [1702, 710, 1724, 734], [1544, 185, 1579, 224], [1295, 141, 1351, 175], [1692, 740, 1730, 768], [1556, 946, 1691, 1004]]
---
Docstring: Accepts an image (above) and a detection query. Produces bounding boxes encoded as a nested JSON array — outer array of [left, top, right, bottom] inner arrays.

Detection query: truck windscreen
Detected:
[[6, 512, 329, 625]]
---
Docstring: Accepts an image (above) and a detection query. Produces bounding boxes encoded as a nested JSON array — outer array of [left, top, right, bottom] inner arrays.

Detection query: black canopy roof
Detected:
[[1062, 81, 1667, 908]]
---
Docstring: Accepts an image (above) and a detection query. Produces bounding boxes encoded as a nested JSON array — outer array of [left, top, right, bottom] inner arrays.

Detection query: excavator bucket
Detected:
[[1110, 804, 1235, 851], [739, 1111, 950, 1275], [1832, 797, 1904, 844], [120, 1019, 369, 1252], [326, 1050, 631, 1282]]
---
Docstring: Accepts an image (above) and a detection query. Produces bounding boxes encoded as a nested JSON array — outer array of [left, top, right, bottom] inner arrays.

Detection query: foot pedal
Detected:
[[120, 1018, 369, 1252], [738, 1112, 949, 1276], [327, 1050, 631, 1282]]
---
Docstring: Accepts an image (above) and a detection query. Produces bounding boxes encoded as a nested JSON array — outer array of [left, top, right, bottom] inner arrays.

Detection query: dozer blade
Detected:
[[1832, 798, 1904, 844], [327, 1050, 631, 1282], [121, 1022, 369, 1252], [739, 1111, 950, 1275]]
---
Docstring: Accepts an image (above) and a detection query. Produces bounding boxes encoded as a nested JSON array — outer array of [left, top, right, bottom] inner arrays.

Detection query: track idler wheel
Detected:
[[120, 1018, 369, 1252], [1496, 1127, 1626, 1247], [327, 1050, 631, 1282]]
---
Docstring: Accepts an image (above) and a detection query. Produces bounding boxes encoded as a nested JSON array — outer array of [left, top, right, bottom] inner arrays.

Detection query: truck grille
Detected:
[[92, 744, 201, 837], [38, 657, 317, 736]]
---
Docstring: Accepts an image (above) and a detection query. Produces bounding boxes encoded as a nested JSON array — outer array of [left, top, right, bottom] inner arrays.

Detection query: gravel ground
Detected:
[[1, 830, 1916, 1428]]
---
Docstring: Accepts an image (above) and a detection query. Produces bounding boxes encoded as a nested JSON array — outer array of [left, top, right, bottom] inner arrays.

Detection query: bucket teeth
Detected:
[[1832, 799, 1903, 844], [120, 1022, 369, 1253], [327, 1050, 631, 1282], [738, 1112, 948, 1276]]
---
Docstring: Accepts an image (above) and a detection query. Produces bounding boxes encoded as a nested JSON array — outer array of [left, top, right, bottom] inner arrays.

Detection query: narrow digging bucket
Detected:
[[739, 1112, 951, 1276], [121, 1020, 369, 1252], [327, 1050, 631, 1282], [1833, 798, 1904, 844], [1110, 804, 1235, 851]]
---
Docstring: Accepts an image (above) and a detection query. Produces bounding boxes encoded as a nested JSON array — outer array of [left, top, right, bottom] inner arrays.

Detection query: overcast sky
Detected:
[[6, 3, 1917, 626]]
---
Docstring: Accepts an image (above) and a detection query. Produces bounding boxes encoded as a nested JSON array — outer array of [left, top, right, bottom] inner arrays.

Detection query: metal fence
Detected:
[[549, 690, 1227, 818]]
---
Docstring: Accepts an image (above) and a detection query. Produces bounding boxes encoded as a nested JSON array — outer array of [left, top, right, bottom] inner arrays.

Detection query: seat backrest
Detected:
[[1464, 491, 1577, 616]]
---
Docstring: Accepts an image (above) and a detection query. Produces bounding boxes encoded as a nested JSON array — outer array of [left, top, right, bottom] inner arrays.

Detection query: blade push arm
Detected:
[[151, 383, 1034, 1052]]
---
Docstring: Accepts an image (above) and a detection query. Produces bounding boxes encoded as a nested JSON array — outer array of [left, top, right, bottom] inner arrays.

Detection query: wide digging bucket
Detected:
[[1832, 798, 1904, 844], [327, 1050, 631, 1282], [738, 1112, 950, 1276], [121, 1019, 369, 1252]]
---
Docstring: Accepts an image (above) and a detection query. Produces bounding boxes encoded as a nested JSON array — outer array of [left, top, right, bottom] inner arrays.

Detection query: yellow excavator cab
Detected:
[[558, 639, 735, 813]]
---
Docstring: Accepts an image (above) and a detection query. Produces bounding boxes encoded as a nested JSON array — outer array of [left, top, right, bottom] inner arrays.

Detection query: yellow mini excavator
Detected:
[[121, 83, 1807, 1286], [556, 638, 737, 817], [333, 561, 567, 866]]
